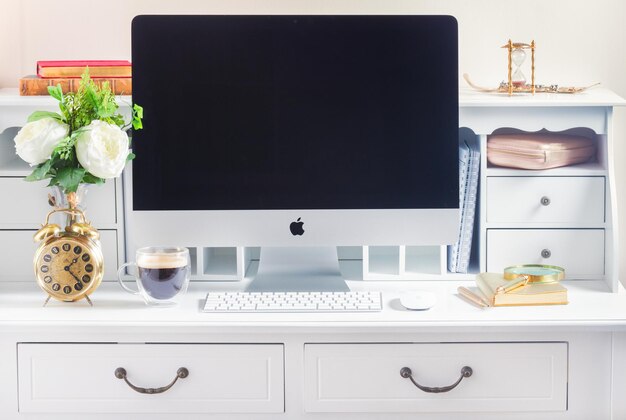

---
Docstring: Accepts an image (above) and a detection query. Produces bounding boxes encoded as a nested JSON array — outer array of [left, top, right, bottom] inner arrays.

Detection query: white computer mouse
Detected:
[[399, 291, 437, 311]]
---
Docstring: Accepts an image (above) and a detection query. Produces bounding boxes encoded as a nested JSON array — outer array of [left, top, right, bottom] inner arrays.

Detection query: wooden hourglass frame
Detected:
[[503, 39, 535, 95]]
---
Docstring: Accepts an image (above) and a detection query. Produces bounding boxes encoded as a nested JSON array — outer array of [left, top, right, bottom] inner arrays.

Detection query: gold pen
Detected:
[[457, 286, 490, 308]]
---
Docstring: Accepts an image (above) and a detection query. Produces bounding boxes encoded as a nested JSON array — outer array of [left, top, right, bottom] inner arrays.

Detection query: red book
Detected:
[[37, 60, 132, 79]]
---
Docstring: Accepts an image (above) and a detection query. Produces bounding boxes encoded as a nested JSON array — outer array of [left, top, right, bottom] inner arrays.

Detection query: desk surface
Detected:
[[0, 279, 625, 332]]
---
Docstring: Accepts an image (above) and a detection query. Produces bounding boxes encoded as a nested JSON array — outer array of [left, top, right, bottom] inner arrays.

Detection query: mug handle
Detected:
[[117, 262, 140, 295]]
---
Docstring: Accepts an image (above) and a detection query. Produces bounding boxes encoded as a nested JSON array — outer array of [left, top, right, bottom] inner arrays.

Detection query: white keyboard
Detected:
[[202, 291, 383, 313]]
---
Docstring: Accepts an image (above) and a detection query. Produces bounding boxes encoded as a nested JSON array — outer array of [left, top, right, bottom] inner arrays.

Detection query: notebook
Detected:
[[448, 139, 480, 273]]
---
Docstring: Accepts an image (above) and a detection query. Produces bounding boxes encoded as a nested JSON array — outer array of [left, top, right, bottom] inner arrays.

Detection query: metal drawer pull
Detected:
[[400, 366, 472, 393], [540, 196, 551, 206], [114, 367, 189, 394], [541, 249, 552, 259]]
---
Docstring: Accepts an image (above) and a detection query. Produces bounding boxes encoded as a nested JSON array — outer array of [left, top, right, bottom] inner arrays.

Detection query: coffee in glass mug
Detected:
[[118, 247, 190, 305]]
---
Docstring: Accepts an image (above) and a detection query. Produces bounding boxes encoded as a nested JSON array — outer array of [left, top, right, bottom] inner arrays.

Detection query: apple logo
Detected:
[[290, 217, 304, 236]]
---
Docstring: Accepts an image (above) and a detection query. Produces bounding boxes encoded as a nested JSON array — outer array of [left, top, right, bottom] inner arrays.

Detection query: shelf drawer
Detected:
[[0, 178, 116, 227], [0, 230, 118, 281], [304, 342, 567, 413], [486, 176, 605, 224], [487, 229, 604, 278], [18, 343, 284, 414]]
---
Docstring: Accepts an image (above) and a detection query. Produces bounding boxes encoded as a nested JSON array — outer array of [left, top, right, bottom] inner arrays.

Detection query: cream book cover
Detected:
[[476, 272, 568, 307]]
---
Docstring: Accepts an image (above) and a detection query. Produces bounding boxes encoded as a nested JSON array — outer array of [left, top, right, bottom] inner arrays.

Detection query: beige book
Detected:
[[476, 272, 568, 307]]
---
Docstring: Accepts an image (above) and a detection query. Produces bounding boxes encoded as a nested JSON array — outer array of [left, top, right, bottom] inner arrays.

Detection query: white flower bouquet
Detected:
[[14, 70, 142, 202]]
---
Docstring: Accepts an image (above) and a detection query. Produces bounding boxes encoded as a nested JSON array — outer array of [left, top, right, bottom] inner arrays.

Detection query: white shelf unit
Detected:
[[464, 91, 621, 293], [0, 88, 623, 291]]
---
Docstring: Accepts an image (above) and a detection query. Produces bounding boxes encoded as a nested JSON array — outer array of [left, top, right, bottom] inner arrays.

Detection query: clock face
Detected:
[[34, 235, 103, 301]]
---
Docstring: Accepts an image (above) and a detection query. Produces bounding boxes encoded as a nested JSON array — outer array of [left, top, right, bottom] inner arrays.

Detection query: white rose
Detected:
[[75, 120, 130, 179], [14, 117, 69, 165]]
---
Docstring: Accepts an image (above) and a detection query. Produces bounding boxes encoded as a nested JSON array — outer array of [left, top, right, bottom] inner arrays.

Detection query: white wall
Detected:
[[1, 0, 626, 280]]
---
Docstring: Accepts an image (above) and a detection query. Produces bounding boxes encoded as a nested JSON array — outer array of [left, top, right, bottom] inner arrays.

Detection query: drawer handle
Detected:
[[541, 249, 552, 259], [400, 366, 472, 393], [540, 196, 551, 206], [114, 367, 189, 394]]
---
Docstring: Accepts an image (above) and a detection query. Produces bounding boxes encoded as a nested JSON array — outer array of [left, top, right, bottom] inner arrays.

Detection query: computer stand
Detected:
[[246, 247, 350, 292]]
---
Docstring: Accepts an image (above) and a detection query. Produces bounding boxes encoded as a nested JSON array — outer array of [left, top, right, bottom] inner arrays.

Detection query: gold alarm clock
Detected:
[[33, 208, 103, 303]]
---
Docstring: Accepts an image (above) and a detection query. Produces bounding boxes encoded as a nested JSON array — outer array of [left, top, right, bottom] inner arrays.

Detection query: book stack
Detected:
[[19, 60, 132, 96], [476, 272, 568, 306], [448, 138, 480, 273]]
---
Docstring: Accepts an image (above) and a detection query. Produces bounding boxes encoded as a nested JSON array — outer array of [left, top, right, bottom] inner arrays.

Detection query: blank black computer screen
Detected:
[[131, 15, 458, 210]]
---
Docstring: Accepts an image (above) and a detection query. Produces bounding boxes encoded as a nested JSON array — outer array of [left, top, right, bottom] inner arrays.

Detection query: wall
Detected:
[[1, 0, 625, 280]]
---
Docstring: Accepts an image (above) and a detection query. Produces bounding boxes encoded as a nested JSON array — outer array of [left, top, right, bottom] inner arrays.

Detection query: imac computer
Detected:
[[127, 15, 459, 292]]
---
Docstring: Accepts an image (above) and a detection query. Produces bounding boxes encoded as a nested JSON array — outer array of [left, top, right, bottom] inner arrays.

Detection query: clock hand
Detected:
[[65, 257, 79, 271], [67, 268, 82, 283]]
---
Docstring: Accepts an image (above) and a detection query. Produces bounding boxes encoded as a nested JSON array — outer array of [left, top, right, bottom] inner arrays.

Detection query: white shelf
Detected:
[[486, 162, 606, 177], [404, 246, 443, 276], [203, 247, 238, 276], [0, 88, 131, 107], [365, 246, 400, 279], [459, 87, 626, 108]]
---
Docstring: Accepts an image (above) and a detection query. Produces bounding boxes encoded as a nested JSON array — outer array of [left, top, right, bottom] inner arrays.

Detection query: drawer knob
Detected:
[[540, 196, 551, 206], [400, 366, 472, 393], [114, 367, 189, 394], [541, 249, 552, 259]]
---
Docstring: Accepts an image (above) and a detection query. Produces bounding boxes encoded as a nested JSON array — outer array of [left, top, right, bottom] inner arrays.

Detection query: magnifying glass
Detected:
[[499, 264, 565, 294]]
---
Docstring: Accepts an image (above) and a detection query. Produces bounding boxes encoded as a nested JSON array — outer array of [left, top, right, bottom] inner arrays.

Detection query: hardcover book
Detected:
[[19, 75, 132, 96], [476, 272, 568, 306], [37, 60, 131, 79]]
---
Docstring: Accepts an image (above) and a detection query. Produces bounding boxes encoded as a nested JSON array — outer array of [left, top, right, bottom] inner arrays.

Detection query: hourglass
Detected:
[[503, 40, 535, 95]]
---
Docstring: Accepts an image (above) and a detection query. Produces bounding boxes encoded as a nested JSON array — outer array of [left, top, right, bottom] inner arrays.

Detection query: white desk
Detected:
[[0, 88, 625, 418], [0, 280, 625, 419]]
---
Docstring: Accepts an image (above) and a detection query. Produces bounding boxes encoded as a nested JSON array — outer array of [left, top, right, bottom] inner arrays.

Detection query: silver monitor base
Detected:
[[246, 247, 350, 292]]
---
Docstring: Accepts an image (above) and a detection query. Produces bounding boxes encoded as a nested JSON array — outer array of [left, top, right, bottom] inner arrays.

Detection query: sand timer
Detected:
[[503, 40, 535, 95]]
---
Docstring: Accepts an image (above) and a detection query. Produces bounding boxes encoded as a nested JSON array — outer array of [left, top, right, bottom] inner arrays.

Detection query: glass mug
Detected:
[[117, 247, 190, 305]]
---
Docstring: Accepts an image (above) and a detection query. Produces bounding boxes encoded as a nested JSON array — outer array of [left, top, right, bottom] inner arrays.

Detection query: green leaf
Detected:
[[133, 104, 143, 119], [47, 84, 63, 101], [55, 167, 86, 193], [82, 172, 105, 185], [110, 114, 125, 128], [132, 104, 143, 130], [132, 116, 143, 130], [27, 111, 64, 123], [81, 67, 91, 86], [52, 135, 75, 161], [24, 160, 53, 181], [126, 152, 136, 161]]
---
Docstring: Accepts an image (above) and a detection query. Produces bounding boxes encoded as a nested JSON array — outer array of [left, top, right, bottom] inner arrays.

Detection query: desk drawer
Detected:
[[0, 178, 116, 227], [18, 343, 284, 413], [304, 342, 567, 413], [486, 176, 605, 224], [487, 229, 604, 278]]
